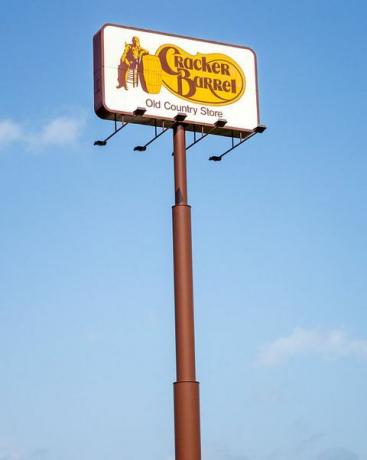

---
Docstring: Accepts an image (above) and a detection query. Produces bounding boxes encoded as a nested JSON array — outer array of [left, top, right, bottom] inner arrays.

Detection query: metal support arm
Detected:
[[209, 124, 267, 162]]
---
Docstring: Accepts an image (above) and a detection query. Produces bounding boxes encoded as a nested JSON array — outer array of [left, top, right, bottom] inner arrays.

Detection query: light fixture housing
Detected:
[[214, 118, 227, 128], [254, 125, 267, 133], [133, 107, 147, 117], [134, 145, 147, 152], [174, 113, 187, 122], [94, 140, 107, 146]]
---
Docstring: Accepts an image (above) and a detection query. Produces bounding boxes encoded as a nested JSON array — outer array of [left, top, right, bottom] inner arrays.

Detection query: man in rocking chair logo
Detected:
[[116, 36, 148, 90]]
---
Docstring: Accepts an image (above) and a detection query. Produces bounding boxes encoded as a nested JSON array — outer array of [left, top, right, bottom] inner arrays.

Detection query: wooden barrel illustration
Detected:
[[139, 54, 163, 94]]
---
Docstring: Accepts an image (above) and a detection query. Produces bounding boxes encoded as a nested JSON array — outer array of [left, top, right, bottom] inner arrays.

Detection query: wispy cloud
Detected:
[[0, 115, 85, 151], [0, 119, 23, 149], [30, 116, 85, 149], [257, 327, 367, 366]]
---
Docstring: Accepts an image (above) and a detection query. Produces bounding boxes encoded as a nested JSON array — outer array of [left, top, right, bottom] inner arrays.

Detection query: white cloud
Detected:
[[0, 115, 85, 151], [0, 120, 22, 149], [35, 116, 84, 148], [257, 327, 367, 366]]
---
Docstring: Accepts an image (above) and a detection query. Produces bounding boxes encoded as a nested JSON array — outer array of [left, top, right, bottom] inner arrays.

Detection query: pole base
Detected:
[[174, 381, 201, 460]]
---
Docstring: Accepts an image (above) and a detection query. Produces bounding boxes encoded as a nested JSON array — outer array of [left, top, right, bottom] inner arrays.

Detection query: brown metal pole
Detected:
[[172, 123, 201, 460]]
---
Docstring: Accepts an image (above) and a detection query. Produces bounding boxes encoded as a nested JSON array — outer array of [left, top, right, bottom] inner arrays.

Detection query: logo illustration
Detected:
[[116, 36, 246, 106]]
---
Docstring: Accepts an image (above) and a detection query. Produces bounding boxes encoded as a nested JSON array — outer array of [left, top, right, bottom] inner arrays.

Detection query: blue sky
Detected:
[[0, 1, 366, 459]]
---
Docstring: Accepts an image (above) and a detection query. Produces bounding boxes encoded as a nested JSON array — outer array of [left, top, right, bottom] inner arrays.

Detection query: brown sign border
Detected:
[[94, 23, 261, 139]]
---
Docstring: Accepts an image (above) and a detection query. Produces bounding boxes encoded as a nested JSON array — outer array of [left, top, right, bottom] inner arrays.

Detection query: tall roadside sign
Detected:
[[93, 23, 266, 460]]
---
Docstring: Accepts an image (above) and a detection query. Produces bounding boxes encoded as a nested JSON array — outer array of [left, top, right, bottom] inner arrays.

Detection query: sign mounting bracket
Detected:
[[134, 113, 187, 152], [94, 108, 147, 147], [209, 124, 267, 162]]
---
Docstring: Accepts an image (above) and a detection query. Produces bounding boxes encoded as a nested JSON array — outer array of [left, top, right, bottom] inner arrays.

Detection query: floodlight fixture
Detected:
[[209, 156, 222, 162], [254, 124, 267, 133], [133, 107, 147, 117], [134, 145, 147, 152], [214, 118, 228, 128], [174, 113, 187, 122]]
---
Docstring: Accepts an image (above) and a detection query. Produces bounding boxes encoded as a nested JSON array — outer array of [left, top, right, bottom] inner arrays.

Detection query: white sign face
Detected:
[[94, 24, 260, 134]]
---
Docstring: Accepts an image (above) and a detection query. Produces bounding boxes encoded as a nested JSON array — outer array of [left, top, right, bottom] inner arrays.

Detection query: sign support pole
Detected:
[[172, 123, 201, 460]]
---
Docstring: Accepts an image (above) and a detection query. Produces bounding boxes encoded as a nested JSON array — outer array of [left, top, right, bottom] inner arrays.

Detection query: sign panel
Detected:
[[94, 24, 261, 137]]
